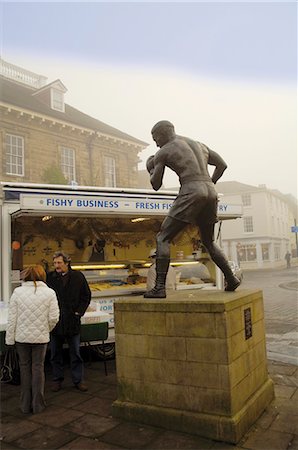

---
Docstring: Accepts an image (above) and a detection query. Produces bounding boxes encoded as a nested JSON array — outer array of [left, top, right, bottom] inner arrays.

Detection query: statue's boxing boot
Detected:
[[144, 258, 169, 299], [224, 275, 241, 291], [207, 246, 241, 292], [143, 282, 166, 298]]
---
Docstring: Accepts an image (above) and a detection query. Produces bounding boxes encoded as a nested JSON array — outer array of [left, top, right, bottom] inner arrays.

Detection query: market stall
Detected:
[[0, 182, 242, 344]]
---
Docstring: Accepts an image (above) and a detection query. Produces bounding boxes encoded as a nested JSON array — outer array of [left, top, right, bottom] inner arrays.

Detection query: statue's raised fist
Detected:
[[146, 155, 155, 173]]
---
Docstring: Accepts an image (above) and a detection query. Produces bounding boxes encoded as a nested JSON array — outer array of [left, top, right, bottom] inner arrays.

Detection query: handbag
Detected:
[[0, 346, 21, 385]]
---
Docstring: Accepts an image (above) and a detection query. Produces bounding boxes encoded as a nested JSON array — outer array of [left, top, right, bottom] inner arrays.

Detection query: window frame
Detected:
[[274, 243, 281, 261], [5, 133, 25, 177], [51, 88, 65, 112], [60, 146, 76, 182], [241, 193, 251, 207], [261, 243, 270, 261], [104, 155, 117, 187], [237, 244, 257, 262], [243, 216, 254, 233]]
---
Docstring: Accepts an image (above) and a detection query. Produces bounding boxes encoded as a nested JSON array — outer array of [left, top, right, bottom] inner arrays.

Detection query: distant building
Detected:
[[0, 59, 148, 188], [137, 169, 152, 189], [216, 181, 298, 269]]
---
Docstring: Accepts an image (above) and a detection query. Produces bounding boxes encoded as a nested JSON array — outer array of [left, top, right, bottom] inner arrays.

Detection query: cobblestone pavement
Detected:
[[1, 267, 297, 450], [241, 266, 298, 365], [1, 358, 298, 450]]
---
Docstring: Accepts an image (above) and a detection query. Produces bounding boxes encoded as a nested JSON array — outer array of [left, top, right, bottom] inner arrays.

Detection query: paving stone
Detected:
[[287, 435, 298, 450], [270, 413, 298, 434], [268, 363, 297, 376], [59, 436, 123, 449], [265, 322, 296, 334], [1, 385, 20, 401], [12, 425, 76, 449], [64, 414, 119, 438], [81, 381, 111, 394], [144, 429, 214, 449], [291, 388, 298, 402], [1, 394, 24, 416], [0, 442, 22, 450], [274, 385, 297, 399], [270, 373, 298, 387], [28, 405, 85, 427], [74, 396, 113, 417], [256, 406, 279, 430], [84, 365, 111, 381], [94, 384, 117, 400], [44, 388, 70, 401], [1, 415, 41, 443], [86, 363, 116, 384], [100, 422, 162, 449], [1, 383, 21, 395], [241, 428, 293, 450], [48, 390, 93, 407], [273, 397, 298, 416], [210, 442, 243, 450], [1, 356, 298, 450]]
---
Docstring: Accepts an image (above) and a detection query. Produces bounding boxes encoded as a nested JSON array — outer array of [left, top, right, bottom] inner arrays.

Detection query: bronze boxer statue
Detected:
[[144, 121, 240, 298]]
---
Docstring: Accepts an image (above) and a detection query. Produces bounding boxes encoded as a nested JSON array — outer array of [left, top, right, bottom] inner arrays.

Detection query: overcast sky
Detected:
[[1, 2, 297, 197]]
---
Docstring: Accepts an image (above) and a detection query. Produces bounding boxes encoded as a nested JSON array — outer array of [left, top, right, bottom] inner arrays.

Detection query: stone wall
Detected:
[[112, 289, 274, 443], [0, 111, 140, 188]]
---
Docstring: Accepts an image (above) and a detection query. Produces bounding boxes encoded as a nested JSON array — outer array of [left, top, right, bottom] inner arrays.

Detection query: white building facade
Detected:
[[217, 182, 297, 270]]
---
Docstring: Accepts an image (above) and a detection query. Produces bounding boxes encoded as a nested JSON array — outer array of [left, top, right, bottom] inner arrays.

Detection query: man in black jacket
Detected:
[[47, 251, 91, 392]]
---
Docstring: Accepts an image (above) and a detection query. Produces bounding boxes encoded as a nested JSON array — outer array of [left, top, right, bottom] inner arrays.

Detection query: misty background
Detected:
[[1, 1, 297, 197]]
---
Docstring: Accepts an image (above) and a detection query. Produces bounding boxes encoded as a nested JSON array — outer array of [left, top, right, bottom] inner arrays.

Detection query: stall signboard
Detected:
[[80, 298, 116, 328], [19, 193, 242, 217], [20, 193, 173, 215], [96, 298, 115, 314], [81, 313, 114, 327]]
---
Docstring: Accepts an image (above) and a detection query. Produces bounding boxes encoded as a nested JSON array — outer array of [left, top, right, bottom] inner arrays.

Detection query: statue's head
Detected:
[[151, 121, 175, 147]]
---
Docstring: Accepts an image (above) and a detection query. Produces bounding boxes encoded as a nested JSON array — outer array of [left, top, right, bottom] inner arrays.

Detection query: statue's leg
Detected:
[[199, 222, 240, 291], [144, 217, 185, 298]]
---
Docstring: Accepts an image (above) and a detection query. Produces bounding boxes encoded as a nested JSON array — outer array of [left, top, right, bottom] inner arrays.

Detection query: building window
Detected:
[[5, 134, 24, 176], [243, 216, 253, 233], [51, 89, 64, 112], [61, 147, 75, 182], [241, 193, 251, 206], [104, 156, 116, 187], [261, 243, 270, 261], [272, 217, 275, 235], [237, 244, 257, 262], [274, 244, 281, 260], [277, 218, 280, 235]]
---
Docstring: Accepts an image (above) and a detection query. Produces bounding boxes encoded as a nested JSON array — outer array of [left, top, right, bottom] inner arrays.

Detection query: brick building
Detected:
[[0, 59, 147, 187]]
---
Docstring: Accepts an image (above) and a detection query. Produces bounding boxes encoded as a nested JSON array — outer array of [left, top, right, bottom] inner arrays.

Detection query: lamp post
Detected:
[[295, 219, 298, 257]]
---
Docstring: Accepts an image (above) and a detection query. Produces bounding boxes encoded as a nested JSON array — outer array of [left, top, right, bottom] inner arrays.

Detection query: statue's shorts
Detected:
[[168, 183, 218, 226]]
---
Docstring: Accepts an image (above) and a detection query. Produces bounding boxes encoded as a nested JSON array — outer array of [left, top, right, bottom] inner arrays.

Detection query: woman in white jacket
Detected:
[[5, 265, 59, 414]]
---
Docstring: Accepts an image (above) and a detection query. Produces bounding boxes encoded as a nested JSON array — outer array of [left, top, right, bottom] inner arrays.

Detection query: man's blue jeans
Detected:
[[50, 334, 83, 385]]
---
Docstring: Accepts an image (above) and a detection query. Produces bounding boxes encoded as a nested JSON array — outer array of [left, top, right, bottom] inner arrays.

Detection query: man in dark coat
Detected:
[[47, 251, 91, 392]]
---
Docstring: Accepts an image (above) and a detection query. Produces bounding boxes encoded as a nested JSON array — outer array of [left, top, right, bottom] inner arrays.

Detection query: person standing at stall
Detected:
[[47, 251, 91, 392], [5, 265, 59, 414]]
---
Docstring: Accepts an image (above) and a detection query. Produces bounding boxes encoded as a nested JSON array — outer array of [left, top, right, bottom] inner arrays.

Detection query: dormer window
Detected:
[[51, 88, 64, 112], [32, 79, 67, 112]]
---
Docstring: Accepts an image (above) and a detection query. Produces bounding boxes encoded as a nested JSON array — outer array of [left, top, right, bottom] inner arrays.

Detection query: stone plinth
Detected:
[[112, 289, 274, 444]]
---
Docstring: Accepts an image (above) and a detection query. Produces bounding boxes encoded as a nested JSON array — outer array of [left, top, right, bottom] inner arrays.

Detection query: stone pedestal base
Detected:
[[112, 289, 274, 444]]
